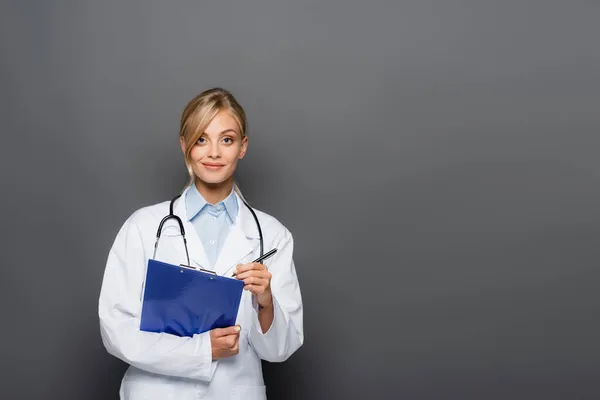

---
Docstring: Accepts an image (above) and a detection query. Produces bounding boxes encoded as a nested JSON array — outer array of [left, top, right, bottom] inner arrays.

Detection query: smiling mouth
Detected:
[[202, 163, 225, 169]]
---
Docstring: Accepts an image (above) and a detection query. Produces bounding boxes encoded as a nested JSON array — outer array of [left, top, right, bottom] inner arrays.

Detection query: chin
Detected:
[[195, 173, 233, 186]]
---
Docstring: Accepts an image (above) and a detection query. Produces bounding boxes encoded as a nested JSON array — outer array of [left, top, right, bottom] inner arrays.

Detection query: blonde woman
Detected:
[[98, 87, 304, 400]]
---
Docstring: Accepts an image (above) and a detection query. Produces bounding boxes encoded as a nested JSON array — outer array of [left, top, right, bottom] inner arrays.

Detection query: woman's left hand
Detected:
[[234, 263, 273, 308]]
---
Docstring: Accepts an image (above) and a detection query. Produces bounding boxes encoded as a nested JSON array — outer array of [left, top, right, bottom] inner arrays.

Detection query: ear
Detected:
[[239, 136, 249, 159], [179, 136, 186, 155]]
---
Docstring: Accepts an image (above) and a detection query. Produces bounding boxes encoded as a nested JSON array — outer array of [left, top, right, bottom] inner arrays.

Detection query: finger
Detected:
[[242, 276, 268, 287], [217, 332, 240, 347], [234, 262, 266, 275], [212, 325, 241, 338], [234, 263, 261, 276], [219, 334, 234, 348], [244, 283, 267, 294], [235, 270, 271, 281]]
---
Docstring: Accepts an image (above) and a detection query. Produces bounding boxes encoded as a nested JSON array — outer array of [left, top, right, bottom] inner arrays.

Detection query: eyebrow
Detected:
[[202, 129, 238, 135]]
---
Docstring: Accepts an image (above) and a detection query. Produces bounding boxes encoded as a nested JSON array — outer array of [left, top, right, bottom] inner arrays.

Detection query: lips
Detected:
[[202, 163, 224, 170]]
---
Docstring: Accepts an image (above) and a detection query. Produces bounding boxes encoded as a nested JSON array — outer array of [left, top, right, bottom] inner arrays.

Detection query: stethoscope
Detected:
[[152, 193, 264, 271]]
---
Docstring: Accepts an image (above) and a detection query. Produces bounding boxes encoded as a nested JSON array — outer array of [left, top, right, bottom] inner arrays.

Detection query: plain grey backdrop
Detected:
[[1, 0, 599, 399]]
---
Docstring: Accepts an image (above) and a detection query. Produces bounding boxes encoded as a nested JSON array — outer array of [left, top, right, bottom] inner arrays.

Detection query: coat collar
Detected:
[[171, 185, 261, 276]]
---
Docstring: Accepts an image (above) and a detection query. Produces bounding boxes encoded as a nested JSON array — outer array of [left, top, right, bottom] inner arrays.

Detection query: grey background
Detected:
[[1, 1, 599, 399]]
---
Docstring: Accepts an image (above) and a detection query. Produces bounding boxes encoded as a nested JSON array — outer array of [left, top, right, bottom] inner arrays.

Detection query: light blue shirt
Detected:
[[185, 185, 239, 268]]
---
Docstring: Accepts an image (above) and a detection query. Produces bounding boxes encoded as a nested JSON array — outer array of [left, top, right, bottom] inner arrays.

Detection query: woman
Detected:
[[98, 87, 304, 400]]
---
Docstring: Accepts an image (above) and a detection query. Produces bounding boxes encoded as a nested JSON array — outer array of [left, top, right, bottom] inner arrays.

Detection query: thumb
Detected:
[[212, 325, 241, 338]]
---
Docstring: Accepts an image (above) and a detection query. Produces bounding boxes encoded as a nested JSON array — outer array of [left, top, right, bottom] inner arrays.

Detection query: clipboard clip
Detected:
[[179, 264, 217, 275]]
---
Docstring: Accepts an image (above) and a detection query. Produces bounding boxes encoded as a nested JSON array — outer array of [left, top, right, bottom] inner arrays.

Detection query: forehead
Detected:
[[204, 110, 240, 135]]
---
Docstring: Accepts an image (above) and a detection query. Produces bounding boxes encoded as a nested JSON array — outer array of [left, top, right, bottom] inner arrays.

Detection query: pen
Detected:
[[231, 248, 278, 277]]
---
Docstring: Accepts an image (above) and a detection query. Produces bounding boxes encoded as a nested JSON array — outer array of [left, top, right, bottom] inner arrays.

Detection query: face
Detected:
[[181, 110, 248, 187]]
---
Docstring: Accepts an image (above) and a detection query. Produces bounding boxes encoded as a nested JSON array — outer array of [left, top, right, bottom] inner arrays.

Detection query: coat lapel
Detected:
[[212, 193, 261, 276]]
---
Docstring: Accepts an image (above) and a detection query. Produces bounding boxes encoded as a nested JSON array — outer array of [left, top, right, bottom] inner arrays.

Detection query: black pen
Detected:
[[231, 248, 278, 277]]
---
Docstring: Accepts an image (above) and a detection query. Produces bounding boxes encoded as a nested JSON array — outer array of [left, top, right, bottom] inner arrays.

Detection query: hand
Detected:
[[209, 325, 241, 360], [234, 262, 273, 308]]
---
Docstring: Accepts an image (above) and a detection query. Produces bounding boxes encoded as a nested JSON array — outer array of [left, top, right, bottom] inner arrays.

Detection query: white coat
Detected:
[[98, 187, 304, 400]]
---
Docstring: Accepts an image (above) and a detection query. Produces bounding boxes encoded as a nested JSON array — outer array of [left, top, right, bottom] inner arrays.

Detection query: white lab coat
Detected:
[[98, 188, 304, 400]]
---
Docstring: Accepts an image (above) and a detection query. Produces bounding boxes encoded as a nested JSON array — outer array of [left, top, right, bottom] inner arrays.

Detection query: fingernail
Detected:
[[235, 325, 241, 332]]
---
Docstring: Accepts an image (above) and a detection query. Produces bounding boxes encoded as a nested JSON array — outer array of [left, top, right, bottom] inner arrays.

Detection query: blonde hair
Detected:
[[179, 87, 247, 198]]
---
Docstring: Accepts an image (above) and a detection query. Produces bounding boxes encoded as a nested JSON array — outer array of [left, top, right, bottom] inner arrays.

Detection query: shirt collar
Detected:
[[185, 184, 238, 223]]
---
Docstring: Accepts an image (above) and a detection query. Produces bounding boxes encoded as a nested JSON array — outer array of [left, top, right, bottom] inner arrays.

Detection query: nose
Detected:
[[208, 141, 220, 159]]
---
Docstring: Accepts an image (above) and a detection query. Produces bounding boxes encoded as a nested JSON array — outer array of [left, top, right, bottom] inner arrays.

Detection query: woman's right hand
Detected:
[[210, 325, 241, 360]]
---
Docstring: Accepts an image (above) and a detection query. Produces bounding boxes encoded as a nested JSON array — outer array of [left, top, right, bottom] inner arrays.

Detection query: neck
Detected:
[[194, 177, 234, 205]]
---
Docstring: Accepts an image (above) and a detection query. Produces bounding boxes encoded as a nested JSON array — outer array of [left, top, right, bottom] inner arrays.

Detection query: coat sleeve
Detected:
[[248, 227, 304, 362], [98, 213, 218, 380]]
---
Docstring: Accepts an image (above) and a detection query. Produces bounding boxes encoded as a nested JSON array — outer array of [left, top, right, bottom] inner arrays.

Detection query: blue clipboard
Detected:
[[140, 259, 245, 337]]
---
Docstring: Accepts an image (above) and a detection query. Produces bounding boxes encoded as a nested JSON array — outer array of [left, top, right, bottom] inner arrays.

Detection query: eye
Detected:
[[196, 137, 206, 144], [222, 137, 234, 144]]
